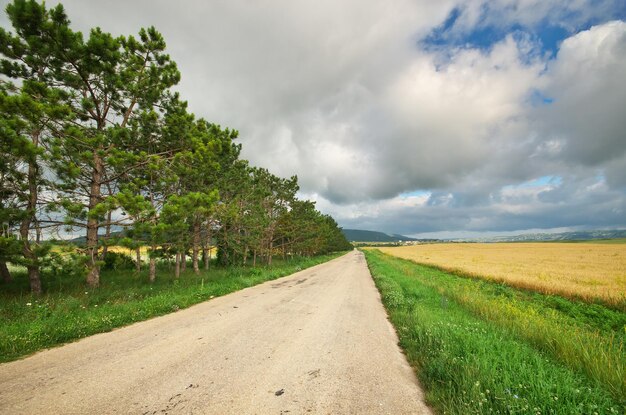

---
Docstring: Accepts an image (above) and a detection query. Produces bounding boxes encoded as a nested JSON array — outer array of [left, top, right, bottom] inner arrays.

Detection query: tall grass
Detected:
[[0, 253, 343, 363], [364, 249, 625, 414], [448, 288, 624, 399]]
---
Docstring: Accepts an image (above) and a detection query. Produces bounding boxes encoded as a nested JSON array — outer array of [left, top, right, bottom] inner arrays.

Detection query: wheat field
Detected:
[[377, 242, 626, 307]]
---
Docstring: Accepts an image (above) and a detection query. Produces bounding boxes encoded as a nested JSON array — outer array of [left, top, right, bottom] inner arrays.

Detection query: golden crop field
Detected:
[[106, 245, 151, 258], [377, 242, 626, 307]]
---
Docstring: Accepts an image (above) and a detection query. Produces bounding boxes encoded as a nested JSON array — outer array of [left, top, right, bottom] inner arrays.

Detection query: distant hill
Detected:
[[341, 229, 418, 242], [69, 230, 126, 245], [342, 228, 626, 243], [459, 229, 626, 243]]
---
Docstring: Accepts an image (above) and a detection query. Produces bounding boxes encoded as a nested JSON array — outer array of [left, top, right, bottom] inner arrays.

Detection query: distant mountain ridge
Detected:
[[341, 229, 417, 242], [457, 229, 626, 242], [342, 228, 626, 243]]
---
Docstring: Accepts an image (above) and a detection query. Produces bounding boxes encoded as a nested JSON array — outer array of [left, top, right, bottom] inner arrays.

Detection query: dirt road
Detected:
[[0, 250, 431, 414]]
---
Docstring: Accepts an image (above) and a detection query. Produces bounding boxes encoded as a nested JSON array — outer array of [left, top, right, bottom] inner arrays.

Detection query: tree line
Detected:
[[0, 0, 351, 294]]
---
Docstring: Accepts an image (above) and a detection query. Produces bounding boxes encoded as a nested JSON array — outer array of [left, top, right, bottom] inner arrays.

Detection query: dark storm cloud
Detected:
[[322, 175, 625, 235]]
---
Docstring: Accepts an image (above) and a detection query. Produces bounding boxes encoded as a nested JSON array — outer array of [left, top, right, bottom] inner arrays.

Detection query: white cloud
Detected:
[[377, 34, 544, 193], [538, 20, 626, 169], [2, 1, 625, 235]]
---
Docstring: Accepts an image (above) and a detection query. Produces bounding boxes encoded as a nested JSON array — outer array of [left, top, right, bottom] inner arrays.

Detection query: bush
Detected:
[[46, 251, 87, 279], [102, 251, 136, 271]]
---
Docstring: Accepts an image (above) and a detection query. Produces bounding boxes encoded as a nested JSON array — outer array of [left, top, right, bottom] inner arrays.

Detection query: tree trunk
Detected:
[[35, 217, 42, 244], [253, 250, 257, 267], [0, 262, 12, 283], [102, 210, 112, 260], [219, 227, 230, 266], [149, 258, 156, 282], [86, 153, 103, 288], [149, 244, 157, 282], [27, 265, 42, 293], [135, 246, 141, 272], [192, 222, 200, 275], [22, 239, 42, 295], [181, 251, 187, 273], [192, 251, 199, 274], [267, 240, 273, 266], [175, 252, 181, 278], [204, 228, 212, 270], [21, 138, 42, 295], [203, 247, 210, 270]]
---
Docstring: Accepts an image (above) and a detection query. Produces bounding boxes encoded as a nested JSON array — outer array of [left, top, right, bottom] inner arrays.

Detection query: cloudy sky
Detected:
[[2, 0, 626, 238]]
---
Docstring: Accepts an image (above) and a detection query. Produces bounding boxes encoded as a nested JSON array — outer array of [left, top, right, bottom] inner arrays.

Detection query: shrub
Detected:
[[102, 251, 136, 271], [46, 251, 87, 279]]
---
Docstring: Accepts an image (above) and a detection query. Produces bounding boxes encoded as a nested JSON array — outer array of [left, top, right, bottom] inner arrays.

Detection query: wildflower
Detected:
[[26, 302, 32, 306], [85, 291, 88, 295]]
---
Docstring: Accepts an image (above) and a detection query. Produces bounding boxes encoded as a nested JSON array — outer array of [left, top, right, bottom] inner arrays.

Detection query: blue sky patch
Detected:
[[399, 190, 431, 199], [422, 4, 626, 58], [503, 175, 563, 191], [529, 89, 554, 107]]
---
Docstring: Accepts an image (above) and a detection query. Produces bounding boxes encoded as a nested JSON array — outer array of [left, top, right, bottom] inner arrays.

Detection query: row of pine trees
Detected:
[[0, 0, 352, 294]]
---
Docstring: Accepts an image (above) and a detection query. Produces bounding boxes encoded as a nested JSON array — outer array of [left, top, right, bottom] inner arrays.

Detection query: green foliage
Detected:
[[0, 236, 22, 266], [46, 250, 87, 280], [102, 251, 136, 271], [364, 249, 625, 413]]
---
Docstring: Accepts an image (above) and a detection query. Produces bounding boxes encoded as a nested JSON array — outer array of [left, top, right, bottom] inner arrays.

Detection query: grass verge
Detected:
[[364, 249, 625, 414], [0, 253, 344, 363]]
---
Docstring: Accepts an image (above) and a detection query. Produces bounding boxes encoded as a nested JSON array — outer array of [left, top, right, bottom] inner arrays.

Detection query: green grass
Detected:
[[0, 253, 344, 363], [363, 249, 625, 414]]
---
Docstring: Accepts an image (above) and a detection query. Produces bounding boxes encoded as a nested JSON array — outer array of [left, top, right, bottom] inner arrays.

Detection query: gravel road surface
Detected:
[[0, 250, 431, 414]]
